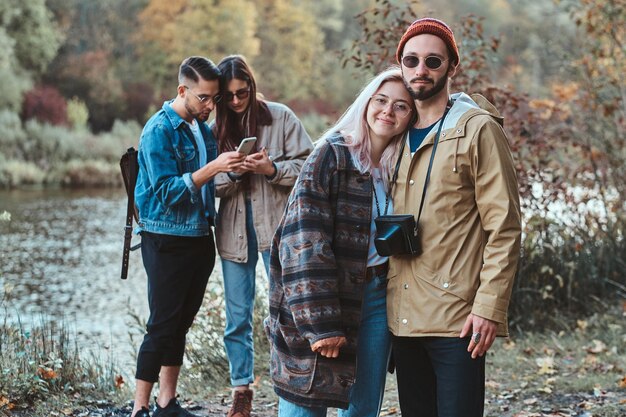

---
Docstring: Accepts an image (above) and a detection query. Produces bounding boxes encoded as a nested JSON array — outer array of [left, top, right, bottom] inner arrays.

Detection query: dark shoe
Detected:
[[132, 407, 151, 417], [153, 398, 199, 417], [227, 389, 253, 417]]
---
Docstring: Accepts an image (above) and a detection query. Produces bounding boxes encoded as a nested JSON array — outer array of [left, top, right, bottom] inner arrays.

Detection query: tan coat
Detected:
[[387, 93, 521, 337], [214, 102, 313, 262]]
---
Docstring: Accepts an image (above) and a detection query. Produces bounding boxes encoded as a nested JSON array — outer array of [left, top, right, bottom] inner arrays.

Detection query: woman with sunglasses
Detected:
[[211, 54, 313, 417], [265, 67, 416, 417]]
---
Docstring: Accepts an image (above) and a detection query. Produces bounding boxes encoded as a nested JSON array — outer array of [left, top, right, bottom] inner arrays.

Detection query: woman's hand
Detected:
[[242, 147, 276, 176], [310, 336, 347, 358]]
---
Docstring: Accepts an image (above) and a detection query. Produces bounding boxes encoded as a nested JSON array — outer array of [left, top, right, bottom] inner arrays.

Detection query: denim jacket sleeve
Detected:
[[140, 121, 199, 208]]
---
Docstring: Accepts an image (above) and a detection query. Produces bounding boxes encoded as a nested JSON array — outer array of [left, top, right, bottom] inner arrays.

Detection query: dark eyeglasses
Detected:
[[224, 88, 251, 102], [401, 55, 447, 70], [184, 86, 221, 104]]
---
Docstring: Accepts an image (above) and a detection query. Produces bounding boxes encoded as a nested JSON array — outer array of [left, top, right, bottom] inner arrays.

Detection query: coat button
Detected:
[[238, 234, 243, 239], [401, 318, 408, 324], [409, 180, 415, 185], [443, 282, 450, 288], [238, 209, 242, 213], [457, 129, 462, 133], [404, 283, 409, 289]]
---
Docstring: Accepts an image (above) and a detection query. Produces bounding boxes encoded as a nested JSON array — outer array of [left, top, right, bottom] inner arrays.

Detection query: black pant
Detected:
[[392, 336, 485, 417], [135, 231, 215, 382]]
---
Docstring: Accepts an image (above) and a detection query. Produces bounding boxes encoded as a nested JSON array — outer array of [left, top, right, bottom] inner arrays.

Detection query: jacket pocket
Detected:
[[175, 145, 197, 173], [413, 262, 474, 302], [270, 320, 317, 394]]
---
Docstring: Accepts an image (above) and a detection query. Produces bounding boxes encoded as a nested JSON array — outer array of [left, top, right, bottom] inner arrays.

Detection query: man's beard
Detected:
[[404, 68, 449, 101], [185, 102, 209, 122]]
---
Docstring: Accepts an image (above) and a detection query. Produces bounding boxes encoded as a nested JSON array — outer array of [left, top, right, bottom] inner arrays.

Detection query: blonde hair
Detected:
[[320, 66, 415, 189]]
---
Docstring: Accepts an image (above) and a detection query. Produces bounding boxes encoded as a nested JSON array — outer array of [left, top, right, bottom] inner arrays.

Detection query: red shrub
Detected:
[[21, 85, 68, 126]]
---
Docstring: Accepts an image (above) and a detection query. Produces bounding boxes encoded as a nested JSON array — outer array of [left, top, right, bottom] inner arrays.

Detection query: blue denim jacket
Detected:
[[134, 101, 217, 237]]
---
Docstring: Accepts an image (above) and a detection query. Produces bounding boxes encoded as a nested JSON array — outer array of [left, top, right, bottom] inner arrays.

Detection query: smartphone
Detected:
[[236, 137, 257, 155]]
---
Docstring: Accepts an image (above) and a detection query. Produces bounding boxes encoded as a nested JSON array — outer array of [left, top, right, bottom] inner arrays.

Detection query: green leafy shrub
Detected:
[[0, 110, 26, 159]]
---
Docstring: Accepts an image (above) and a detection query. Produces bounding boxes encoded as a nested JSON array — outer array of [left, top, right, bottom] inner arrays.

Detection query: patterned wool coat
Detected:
[[264, 135, 373, 409]]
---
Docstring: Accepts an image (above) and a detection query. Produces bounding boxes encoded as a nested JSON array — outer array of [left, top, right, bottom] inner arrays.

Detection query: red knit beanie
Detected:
[[396, 18, 460, 66]]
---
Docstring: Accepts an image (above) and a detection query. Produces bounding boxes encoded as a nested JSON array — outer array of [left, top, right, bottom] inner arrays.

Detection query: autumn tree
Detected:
[[252, 0, 326, 101], [135, 0, 260, 95]]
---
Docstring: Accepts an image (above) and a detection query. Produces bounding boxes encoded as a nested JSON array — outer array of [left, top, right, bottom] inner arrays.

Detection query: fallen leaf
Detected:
[[485, 380, 500, 389], [536, 356, 556, 375], [619, 375, 626, 389], [36, 367, 58, 380], [523, 397, 538, 405], [115, 374, 125, 389], [586, 339, 607, 354], [503, 339, 516, 350], [380, 407, 398, 416]]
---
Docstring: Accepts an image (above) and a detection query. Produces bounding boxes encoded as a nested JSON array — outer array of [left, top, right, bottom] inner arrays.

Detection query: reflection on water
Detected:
[[0, 188, 148, 366]]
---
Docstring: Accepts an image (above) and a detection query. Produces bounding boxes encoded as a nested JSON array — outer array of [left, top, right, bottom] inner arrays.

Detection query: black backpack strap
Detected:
[[120, 147, 139, 279]]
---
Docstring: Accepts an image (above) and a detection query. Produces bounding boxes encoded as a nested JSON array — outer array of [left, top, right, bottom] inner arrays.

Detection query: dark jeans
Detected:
[[392, 336, 485, 417], [135, 231, 215, 382]]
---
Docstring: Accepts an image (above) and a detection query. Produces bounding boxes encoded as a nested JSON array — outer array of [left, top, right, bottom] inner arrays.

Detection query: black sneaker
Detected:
[[132, 407, 151, 417], [153, 398, 199, 417]]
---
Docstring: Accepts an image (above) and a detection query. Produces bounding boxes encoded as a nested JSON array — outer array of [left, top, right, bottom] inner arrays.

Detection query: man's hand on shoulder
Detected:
[[460, 313, 498, 359]]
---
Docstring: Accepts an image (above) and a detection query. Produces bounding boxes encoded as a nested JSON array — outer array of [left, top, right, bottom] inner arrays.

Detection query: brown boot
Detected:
[[227, 389, 253, 417]]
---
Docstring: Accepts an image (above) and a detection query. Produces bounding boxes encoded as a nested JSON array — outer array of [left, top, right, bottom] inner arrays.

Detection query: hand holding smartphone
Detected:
[[236, 137, 257, 155]]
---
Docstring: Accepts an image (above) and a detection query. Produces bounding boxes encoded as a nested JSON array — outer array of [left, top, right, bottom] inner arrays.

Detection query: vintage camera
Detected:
[[374, 214, 422, 257]]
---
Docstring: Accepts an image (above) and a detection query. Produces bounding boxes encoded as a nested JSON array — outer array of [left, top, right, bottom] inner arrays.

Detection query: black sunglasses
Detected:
[[402, 55, 447, 70], [224, 88, 251, 102]]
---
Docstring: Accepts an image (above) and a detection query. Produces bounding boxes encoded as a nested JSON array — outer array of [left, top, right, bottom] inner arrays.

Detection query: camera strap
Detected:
[[415, 100, 453, 225]]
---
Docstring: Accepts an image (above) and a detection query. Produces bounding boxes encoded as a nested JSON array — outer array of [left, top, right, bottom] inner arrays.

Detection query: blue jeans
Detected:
[[222, 199, 270, 386], [277, 271, 392, 417]]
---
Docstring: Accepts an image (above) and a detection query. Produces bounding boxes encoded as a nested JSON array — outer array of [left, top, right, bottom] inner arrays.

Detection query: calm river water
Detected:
[[0, 188, 149, 362], [0, 188, 253, 375]]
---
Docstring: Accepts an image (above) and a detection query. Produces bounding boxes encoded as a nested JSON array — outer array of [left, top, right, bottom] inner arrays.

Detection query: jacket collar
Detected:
[[162, 100, 187, 130], [413, 92, 504, 152]]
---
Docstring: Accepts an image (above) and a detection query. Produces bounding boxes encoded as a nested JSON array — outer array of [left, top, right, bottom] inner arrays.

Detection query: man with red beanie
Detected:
[[386, 18, 521, 416]]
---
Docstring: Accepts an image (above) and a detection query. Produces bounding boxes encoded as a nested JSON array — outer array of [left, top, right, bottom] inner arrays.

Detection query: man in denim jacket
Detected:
[[131, 56, 245, 417]]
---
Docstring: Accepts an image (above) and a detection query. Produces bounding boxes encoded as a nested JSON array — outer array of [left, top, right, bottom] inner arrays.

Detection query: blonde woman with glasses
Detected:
[[265, 67, 416, 417]]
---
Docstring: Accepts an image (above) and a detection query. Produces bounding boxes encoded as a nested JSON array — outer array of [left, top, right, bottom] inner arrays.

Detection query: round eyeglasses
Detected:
[[369, 95, 412, 118], [401, 55, 447, 70], [184, 86, 221, 105]]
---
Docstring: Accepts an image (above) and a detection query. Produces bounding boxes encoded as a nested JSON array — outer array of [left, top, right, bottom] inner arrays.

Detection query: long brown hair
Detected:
[[215, 55, 272, 153]]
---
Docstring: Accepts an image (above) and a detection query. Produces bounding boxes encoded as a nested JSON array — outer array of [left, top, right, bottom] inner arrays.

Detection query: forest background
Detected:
[[0, 0, 624, 414]]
